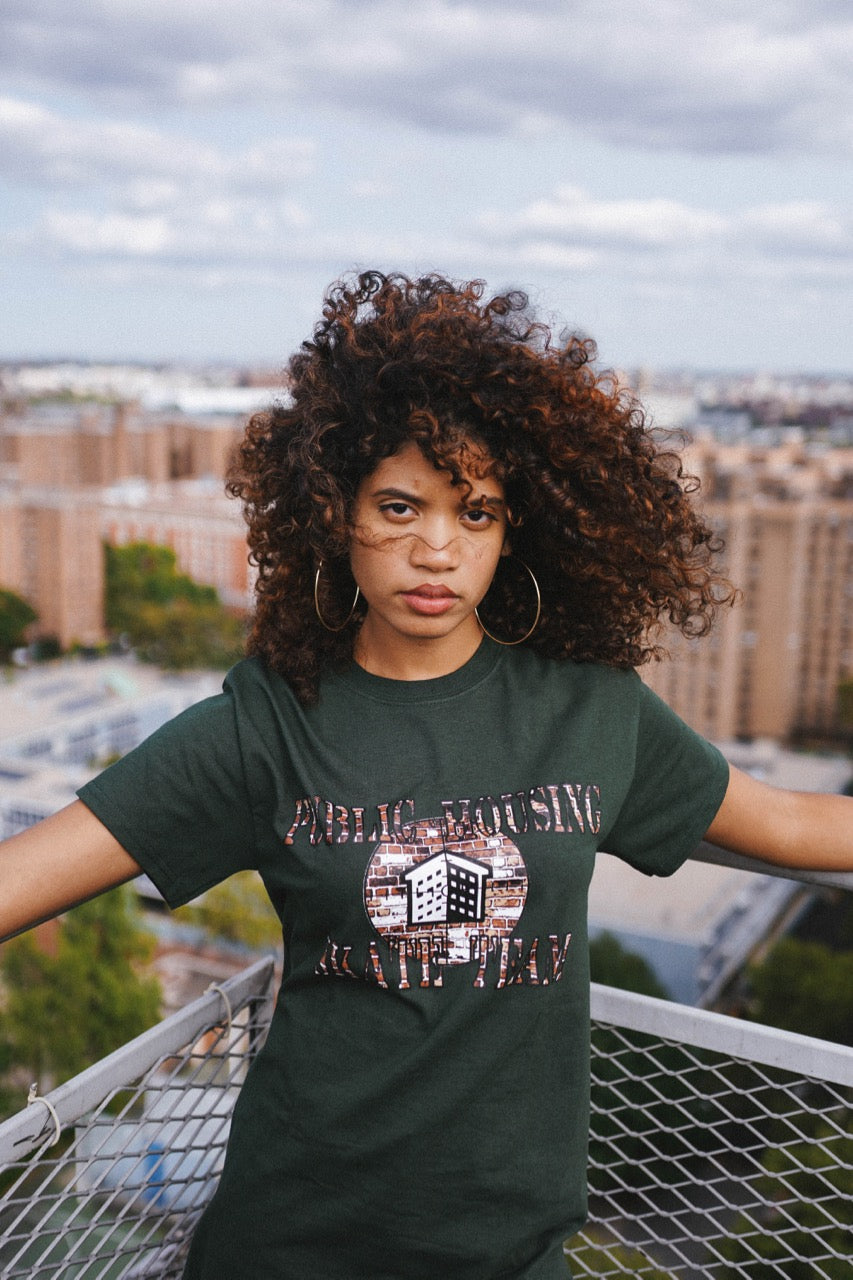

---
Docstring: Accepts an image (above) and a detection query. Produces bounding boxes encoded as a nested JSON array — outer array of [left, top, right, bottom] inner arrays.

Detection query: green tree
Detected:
[[104, 543, 216, 630], [566, 1232, 674, 1278], [589, 931, 668, 998], [0, 886, 161, 1095], [104, 542, 244, 669], [746, 937, 853, 1046], [175, 871, 281, 950], [719, 1118, 853, 1279], [837, 678, 853, 729], [0, 587, 37, 661]]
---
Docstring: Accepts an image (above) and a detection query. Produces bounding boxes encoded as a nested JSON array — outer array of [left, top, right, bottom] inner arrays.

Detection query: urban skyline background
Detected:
[[1, 1, 851, 373]]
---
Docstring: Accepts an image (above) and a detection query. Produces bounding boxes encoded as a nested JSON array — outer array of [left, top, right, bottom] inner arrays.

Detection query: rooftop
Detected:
[[0, 658, 221, 748]]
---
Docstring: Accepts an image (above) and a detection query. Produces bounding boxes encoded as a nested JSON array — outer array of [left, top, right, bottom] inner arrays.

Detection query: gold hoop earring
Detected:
[[475, 557, 541, 646], [314, 562, 360, 632]]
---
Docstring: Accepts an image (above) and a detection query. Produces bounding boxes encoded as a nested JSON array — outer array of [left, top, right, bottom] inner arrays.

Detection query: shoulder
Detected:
[[502, 645, 641, 699], [223, 654, 299, 706], [223, 654, 273, 691], [483, 646, 649, 735]]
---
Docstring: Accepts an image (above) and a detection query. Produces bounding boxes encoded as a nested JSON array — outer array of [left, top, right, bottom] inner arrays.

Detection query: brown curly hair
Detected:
[[228, 270, 735, 704]]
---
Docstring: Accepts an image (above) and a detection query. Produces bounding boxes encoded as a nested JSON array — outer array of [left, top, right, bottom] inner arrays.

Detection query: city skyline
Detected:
[[1, 2, 851, 374]]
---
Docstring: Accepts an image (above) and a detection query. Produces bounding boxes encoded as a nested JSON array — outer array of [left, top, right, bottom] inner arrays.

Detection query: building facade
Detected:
[[0, 406, 249, 647], [642, 437, 853, 742], [1, 407, 851, 742]]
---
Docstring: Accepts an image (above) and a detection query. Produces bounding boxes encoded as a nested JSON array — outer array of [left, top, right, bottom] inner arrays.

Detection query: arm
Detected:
[[0, 800, 142, 943], [705, 764, 853, 872]]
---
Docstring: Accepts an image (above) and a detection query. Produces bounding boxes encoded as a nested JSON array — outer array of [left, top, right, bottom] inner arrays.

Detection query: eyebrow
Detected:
[[371, 486, 506, 510], [371, 487, 420, 502]]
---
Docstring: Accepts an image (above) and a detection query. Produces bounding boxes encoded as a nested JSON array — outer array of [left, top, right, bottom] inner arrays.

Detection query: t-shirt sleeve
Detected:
[[603, 678, 730, 877], [77, 683, 258, 908]]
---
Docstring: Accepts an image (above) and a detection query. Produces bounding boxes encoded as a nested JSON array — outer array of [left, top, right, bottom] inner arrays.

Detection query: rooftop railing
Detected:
[[0, 850, 851, 1279]]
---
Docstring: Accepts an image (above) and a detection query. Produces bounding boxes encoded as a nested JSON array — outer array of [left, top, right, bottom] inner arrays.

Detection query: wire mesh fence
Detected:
[[0, 959, 850, 1278], [570, 985, 853, 1278], [0, 958, 275, 1279]]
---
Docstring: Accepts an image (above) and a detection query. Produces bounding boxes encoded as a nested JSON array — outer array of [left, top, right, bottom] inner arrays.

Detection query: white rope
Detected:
[[26, 1083, 61, 1148], [206, 982, 233, 1035]]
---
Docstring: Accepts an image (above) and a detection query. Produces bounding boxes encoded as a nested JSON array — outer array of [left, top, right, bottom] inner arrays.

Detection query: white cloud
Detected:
[[0, 95, 314, 192], [476, 185, 853, 284], [480, 187, 728, 248], [738, 201, 851, 253], [28, 173, 852, 305], [1, 2, 850, 367], [44, 210, 172, 255], [2, 2, 851, 155]]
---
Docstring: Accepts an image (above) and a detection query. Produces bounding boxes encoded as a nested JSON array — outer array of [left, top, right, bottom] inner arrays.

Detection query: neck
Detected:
[[353, 618, 483, 681]]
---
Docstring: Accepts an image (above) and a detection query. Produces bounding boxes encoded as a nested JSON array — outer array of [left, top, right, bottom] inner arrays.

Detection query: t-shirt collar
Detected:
[[329, 636, 504, 704]]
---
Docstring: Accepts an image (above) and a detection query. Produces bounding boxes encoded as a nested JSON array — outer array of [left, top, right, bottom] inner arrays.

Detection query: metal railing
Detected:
[[573, 985, 852, 1278], [0, 853, 851, 1278], [0, 960, 276, 1279]]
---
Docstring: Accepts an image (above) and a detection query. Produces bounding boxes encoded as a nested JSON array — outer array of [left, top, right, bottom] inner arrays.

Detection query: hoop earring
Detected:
[[314, 562, 360, 632], [475, 557, 541, 646]]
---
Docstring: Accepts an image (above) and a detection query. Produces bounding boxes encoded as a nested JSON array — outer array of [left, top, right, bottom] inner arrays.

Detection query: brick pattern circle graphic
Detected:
[[363, 817, 528, 964]]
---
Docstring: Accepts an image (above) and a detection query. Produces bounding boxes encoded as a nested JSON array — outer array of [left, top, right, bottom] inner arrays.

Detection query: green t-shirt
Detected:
[[78, 639, 729, 1280]]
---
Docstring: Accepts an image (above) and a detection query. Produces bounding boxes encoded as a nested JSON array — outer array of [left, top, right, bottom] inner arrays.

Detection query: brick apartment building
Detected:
[[1, 406, 851, 743], [643, 436, 853, 742], [0, 404, 250, 647]]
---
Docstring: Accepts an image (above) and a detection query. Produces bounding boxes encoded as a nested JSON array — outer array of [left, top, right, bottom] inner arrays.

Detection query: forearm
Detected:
[[0, 800, 141, 943], [705, 766, 853, 873]]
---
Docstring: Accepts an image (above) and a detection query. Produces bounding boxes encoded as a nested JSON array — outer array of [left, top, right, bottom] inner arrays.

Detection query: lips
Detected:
[[408, 584, 455, 599], [401, 584, 459, 615]]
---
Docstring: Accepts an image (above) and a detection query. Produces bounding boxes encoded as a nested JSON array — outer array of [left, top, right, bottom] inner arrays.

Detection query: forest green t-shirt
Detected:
[[78, 640, 729, 1280]]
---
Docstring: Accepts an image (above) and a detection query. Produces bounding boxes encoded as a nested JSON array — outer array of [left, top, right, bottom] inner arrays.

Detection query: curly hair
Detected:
[[228, 270, 735, 704]]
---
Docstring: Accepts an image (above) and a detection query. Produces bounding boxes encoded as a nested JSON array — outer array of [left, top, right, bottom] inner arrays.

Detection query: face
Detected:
[[349, 441, 508, 674]]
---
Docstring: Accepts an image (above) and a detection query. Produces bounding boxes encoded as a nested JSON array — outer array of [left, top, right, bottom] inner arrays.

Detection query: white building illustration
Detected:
[[404, 850, 489, 927]]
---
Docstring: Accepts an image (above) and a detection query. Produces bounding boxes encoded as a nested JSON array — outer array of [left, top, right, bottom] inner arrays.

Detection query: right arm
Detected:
[[0, 800, 142, 943]]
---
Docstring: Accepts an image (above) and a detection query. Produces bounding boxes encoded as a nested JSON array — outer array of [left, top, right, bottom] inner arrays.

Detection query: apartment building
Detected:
[[643, 437, 853, 741], [1, 406, 851, 742], [0, 403, 243, 488], [0, 406, 249, 646]]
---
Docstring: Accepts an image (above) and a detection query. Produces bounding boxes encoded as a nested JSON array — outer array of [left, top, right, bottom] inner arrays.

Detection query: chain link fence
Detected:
[[0, 959, 850, 1278]]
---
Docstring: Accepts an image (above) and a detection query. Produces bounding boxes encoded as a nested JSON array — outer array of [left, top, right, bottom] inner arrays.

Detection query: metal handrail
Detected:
[[690, 837, 853, 893]]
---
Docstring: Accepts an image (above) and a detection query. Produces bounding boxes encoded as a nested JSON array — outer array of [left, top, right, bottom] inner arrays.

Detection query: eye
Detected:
[[379, 500, 416, 519], [461, 506, 497, 528]]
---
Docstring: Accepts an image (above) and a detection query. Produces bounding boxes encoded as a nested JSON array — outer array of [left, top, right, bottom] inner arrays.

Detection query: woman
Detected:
[[1, 272, 851, 1279]]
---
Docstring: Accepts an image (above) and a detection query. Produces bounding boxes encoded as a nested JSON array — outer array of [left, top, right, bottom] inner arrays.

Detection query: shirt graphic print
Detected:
[[307, 782, 602, 990]]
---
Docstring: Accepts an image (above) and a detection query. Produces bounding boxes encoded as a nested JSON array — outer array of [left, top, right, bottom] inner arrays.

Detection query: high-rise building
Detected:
[[642, 437, 853, 742], [2, 406, 851, 742]]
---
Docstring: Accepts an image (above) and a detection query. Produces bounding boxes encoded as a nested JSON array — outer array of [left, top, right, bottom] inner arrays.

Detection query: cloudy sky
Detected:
[[1, 1, 851, 371]]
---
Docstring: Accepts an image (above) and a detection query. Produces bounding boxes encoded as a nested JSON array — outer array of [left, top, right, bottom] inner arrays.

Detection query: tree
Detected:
[[175, 871, 282, 950], [104, 542, 245, 669], [566, 1233, 674, 1278], [719, 1117, 853, 1279], [104, 543, 216, 631], [589, 931, 668, 998], [837, 678, 853, 730], [0, 587, 37, 661], [746, 937, 853, 1046], [0, 886, 161, 1096]]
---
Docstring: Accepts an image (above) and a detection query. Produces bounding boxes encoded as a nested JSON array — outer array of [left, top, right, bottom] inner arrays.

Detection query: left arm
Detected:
[[705, 764, 853, 872]]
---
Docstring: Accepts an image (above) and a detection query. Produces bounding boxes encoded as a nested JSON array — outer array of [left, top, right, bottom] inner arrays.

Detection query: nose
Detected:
[[408, 525, 461, 571]]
